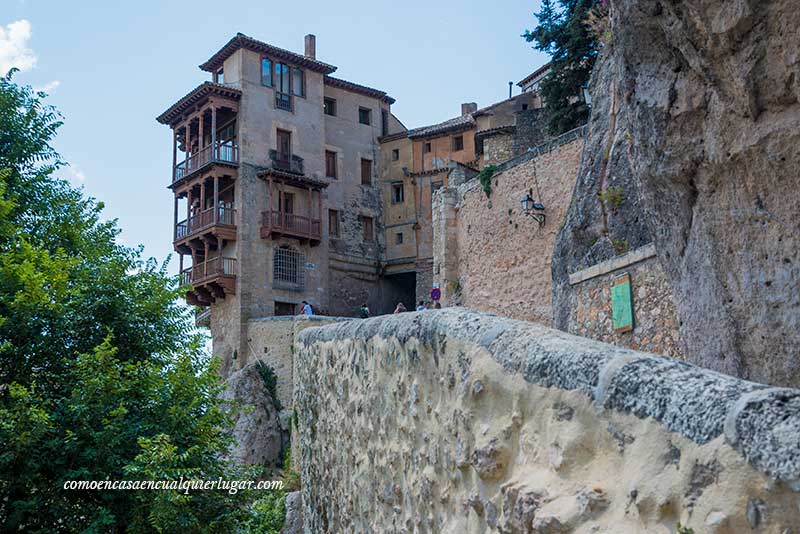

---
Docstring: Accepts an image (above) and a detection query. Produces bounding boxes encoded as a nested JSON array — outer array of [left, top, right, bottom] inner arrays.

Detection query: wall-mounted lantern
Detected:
[[520, 188, 546, 227]]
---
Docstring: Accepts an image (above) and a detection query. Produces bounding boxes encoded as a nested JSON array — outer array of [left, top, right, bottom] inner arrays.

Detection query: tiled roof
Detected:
[[199, 33, 337, 74], [517, 62, 552, 88], [157, 82, 242, 125], [407, 114, 475, 139], [324, 76, 395, 104]]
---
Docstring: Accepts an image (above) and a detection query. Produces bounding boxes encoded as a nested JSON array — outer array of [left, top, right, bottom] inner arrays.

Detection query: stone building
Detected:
[[157, 33, 404, 373], [378, 94, 550, 304]]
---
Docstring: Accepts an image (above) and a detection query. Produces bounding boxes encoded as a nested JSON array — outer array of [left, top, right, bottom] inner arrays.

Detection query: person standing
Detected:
[[301, 300, 313, 317], [416, 300, 426, 312], [359, 303, 370, 318], [393, 302, 407, 313]]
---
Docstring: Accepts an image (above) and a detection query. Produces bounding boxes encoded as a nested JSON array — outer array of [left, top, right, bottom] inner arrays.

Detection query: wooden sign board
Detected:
[[611, 273, 634, 333]]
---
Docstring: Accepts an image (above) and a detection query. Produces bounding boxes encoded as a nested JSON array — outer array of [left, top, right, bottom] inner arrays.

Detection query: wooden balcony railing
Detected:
[[180, 256, 236, 286], [261, 210, 321, 241], [174, 141, 239, 182], [268, 150, 304, 175], [175, 206, 236, 241]]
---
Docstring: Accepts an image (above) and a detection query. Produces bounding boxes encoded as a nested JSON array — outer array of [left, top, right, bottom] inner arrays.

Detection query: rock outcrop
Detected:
[[221, 362, 283, 466], [295, 310, 800, 532], [555, 0, 800, 386]]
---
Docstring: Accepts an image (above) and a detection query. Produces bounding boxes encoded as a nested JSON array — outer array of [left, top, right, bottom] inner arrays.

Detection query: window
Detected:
[[276, 129, 291, 163], [282, 192, 294, 214], [362, 216, 374, 241], [328, 209, 340, 238], [359, 107, 372, 125], [275, 62, 291, 110], [381, 109, 389, 136], [274, 301, 296, 316], [261, 58, 272, 86], [452, 135, 464, 151], [273, 246, 305, 291], [216, 69, 224, 84], [395, 232, 404, 245], [292, 67, 305, 97], [360, 159, 372, 185], [521, 103, 529, 110], [325, 150, 337, 179], [431, 181, 443, 193], [391, 182, 404, 204], [391, 148, 399, 161], [424, 142, 431, 153], [324, 97, 337, 116]]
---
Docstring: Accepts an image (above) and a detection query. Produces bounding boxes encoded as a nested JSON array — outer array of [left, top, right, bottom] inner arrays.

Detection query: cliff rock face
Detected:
[[221, 363, 283, 465], [556, 0, 800, 386]]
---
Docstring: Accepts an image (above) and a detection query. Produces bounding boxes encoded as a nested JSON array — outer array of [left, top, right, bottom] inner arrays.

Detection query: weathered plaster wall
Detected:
[[568, 244, 682, 359], [296, 309, 800, 533], [433, 135, 584, 325]]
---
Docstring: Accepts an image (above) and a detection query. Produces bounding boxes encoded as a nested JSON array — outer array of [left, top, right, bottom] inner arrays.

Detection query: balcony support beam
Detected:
[[173, 195, 179, 241], [172, 131, 177, 183], [211, 106, 217, 160], [213, 175, 219, 225]]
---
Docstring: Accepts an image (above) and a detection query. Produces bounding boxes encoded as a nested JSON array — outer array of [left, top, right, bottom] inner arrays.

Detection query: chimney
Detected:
[[461, 102, 478, 116], [304, 34, 316, 59]]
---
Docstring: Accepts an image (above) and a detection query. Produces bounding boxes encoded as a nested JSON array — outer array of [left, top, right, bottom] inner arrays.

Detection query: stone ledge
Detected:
[[296, 308, 800, 484], [568, 243, 657, 285]]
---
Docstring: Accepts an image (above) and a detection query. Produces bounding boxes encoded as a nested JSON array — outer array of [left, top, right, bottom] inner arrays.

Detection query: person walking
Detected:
[[359, 303, 370, 318], [393, 302, 407, 314], [301, 300, 313, 317]]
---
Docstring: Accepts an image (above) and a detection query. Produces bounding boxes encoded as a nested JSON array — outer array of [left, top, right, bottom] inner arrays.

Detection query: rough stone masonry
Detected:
[[295, 309, 800, 533]]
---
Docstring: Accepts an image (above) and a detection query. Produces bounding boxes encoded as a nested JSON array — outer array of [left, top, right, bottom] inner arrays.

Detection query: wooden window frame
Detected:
[[358, 107, 372, 125], [361, 215, 374, 242], [325, 150, 338, 180], [452, 135, 464, 152], [391, 181, 404, 204], [328, 209, 340, 238], [360, 158, 373, 186], [261, 57, 273, 87], [324, 97, 337, 116]]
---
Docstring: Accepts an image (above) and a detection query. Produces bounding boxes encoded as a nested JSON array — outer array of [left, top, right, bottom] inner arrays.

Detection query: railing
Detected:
[[180, 257, 237, 286], [262, 210, 321, 240], [268, 150, 304, 174], [275, 92, 292, 111], [174, 141, 239, 182], [175, 205, 236, 241]]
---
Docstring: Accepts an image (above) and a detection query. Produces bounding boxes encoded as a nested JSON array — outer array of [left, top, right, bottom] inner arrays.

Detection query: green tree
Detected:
[[523, 0, 602, 135], [0, 70, 271, 532]]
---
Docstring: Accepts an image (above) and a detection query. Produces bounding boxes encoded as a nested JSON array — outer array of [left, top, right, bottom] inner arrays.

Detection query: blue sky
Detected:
[[3, 0, 547, 268]]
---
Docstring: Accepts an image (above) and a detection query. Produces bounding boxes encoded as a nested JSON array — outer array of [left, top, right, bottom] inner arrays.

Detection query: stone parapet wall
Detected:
[[295, 309, 800, 533], [432, 133, 584, 324]]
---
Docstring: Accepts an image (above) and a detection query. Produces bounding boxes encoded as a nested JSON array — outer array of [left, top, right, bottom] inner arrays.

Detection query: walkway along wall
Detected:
[[295, 309, 800, 533]]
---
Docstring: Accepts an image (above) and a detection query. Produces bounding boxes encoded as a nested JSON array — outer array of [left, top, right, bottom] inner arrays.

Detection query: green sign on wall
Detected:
[[611, 273, 634, 333]]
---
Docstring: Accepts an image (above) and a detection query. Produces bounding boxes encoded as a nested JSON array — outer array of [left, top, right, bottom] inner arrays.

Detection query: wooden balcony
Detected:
[[174, 205, 236, 251], [260, 210, 321, 244], [268, 150, 304, 175], [180, 256, 236, 307], [174, 141, 239, 183]]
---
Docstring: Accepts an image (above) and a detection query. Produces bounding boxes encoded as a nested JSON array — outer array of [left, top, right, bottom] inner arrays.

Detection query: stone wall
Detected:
[[567, 244, 682, 359], [295, 309, 800, 533], [432, 132, 584, 325]]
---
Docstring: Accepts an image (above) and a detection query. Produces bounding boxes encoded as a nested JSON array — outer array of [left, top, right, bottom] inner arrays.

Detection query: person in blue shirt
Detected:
[[301, 300, 313, 317]]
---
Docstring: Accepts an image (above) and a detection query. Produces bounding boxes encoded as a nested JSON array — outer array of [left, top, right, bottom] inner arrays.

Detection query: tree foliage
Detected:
[[523, 0, 601, 135], [0, 70, 277, 532]]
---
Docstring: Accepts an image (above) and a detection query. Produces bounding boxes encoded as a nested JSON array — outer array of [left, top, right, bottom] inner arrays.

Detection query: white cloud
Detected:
[[34, 79, 60, 93], [0, 19, 37, 73], [67, 167, 86, 183]]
